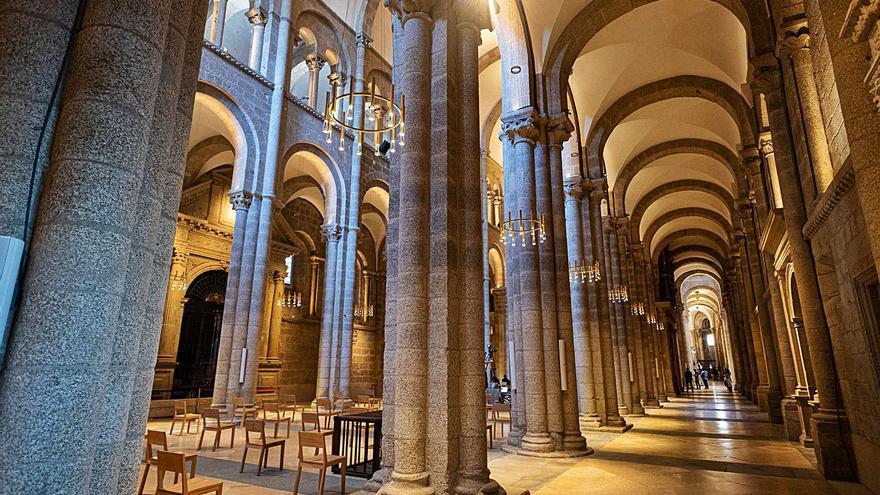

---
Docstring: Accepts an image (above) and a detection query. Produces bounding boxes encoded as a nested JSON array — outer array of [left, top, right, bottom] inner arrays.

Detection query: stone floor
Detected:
[[138, 385, 873, 494]]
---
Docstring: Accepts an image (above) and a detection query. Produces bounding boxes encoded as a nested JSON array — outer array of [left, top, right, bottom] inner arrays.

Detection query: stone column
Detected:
[[154, 247, 190, 397], [336, 32, 371, 400], [587, 180, 628, 430], [492, 287, 508, 378], [631, 248, 658, 407], [621, 241, 647, 413], [380, 2, 434, 491], [213, 192, 253, 406], [232, 0, 293, 404], [0, 3, 79, 245], [246, 7, 268, 71], [316, 224, 342, 399], [266, 270, 284, 361], [564, 182, 600, 423], [501, 110, 554, 454], [755, 62, 855, 479], [309, 255, 321, 316], [737, 197, 784, 423], [778, 27, 834, 193], [306, 55, 326, 109], [533, 121, 564, 442], [209, 0, 229, 45], [0, 1, 178, 491], [608, 221, 638, 414], [766, 263, 802, 439], [546, 116, 588, 452]]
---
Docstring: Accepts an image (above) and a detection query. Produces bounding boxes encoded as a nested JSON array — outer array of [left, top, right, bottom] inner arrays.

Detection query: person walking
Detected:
[[684, 367, 694, 392], [701, 368, 709, 389]]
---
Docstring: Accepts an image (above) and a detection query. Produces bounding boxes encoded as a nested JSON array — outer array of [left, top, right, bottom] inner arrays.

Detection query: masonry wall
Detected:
[[278, 319, 321, 402]]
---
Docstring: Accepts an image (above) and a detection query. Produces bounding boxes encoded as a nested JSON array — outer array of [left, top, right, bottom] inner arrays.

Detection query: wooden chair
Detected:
[[486, 424, 494, 449], [354, 394, 372, 408], [260, 401, 292, 438], [342, 406, 371, 416], [301, 411, 322, 432], [232, 397, 257, 427], [491, 403, 511, 438], [315, 398, 339, 429], [240, 419, 285, 476], [170, 400, 201, 436], [281, 394, 298, 418], [293, 431, 347, 495], [156, 451, 223, 495], [197, 408, 235, 451], [138, 430, 198, 495]]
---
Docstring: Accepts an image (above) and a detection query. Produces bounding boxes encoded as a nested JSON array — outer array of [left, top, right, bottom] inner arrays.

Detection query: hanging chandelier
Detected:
[[630, 301, 645, 316], [609, 285, 629, 303], [500, 209, 547, 247], [322, 77, 405, 157], [646, 312, 657, 325], [569, 259, 601, 284], [657, 322, 665, 331], [279, 290, 303, 309], [354, 303, 374, 318]]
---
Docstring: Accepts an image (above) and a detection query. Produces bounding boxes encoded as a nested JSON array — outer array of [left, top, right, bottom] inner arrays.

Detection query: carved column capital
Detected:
[[777, 24, 811, 59], [385, 0, 436, 24], [246, 7, 269, 26], [230, 191, 253, 211], [500, 110, 540, 145], [546, 113, 574, 148], [563, 180, 584, 200], [305, 55, 326, 72], [356, 32, 372, 49], [585, 177, 608, 202], [759, 138, 774, 157], [320, 223, 342, 242]]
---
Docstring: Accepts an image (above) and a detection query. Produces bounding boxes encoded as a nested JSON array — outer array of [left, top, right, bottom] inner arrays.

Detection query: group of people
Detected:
[[684, 364, 733, 393]]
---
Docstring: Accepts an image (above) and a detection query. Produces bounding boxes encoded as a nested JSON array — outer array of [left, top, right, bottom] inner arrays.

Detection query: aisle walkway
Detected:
[[494, 384, 868, 495], [138, 385, 871, 494]]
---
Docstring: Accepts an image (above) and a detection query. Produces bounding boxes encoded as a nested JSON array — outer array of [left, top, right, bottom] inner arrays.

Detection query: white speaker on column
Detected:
[[0, 236, 25, 362]]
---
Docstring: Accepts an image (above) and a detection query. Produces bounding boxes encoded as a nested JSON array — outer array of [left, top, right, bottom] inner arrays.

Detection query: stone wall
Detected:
[[350, 326, 381, 396], [278, 318, 321, 402]]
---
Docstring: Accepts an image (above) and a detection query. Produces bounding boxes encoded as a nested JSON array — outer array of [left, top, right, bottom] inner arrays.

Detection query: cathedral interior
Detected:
[[3, 0, 880, 494]]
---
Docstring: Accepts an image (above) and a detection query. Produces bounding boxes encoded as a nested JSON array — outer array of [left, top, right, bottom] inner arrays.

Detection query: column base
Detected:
[[751, 384, 759, 404], [795, 395, 815, 447], [378, 471, 434, 495], [629, 402, 646, 416], [454, 476, 506, 495], [519, 432, 554, 453], [563, 432, 589, 452], [781, 398, 801, 442], [756, 385, 770, 412], [500, 444, 592, 458], [579, 413, 602, 430], [643, 398, 662, 408], [618, 404, 630, 416], [811, 410, 857, 481]]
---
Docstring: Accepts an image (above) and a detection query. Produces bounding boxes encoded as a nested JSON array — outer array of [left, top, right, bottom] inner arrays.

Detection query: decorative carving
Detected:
[[356, 32, 372, 49], [563, 181, 583, 200], [778, 30, 811, 58], [246, 7, 268, 26], [547, 113, 574, 147], [803, 164, 857, 240], [385, 0, 435, 23], [321, 223, 342, 242], [585, 177, 608, 202], [230, 191, 253, 211], [203, 40, 273, 88], [305, 55, 326, 72], [500, 111, 540, 145], [760, 138, 774, 157]]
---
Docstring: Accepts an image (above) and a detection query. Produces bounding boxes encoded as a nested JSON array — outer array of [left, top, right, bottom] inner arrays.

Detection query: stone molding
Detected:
[[203, 40, 273, 88], [230, 191, 253, 211], [841, 1, 880, 110], [500, 109, 541, 145], [246, 7, 268, 26], [802, 163, 856, 240], [306, 55, 326, 72], [321, 223, 343, 242], [385, 0, 436, 24], [177, 213, 234, 240]]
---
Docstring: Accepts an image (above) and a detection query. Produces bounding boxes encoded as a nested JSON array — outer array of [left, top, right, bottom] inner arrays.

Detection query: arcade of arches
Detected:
[[3, 0, 880, 494]]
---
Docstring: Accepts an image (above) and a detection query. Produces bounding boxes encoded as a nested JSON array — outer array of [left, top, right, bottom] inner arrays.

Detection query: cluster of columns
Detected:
[[0, 0, 208, 491], [369, 1, 503, 493]]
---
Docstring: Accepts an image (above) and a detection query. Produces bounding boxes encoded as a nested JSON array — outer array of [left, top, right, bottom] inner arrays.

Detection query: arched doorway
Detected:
[[172, 270, 228, 399]]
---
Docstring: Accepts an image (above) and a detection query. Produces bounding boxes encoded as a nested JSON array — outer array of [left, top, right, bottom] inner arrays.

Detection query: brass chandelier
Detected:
[[322, 77, 405, 157], [569, 259, 601, 284], [501, 209, 547, 247], [630, 301, 645, 316], [279, 289, 303, 308], [609, 285, 629, 303]]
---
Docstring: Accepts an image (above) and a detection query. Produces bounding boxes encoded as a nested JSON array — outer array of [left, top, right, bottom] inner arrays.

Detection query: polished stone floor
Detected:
[[138, 384, 872, 494]]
